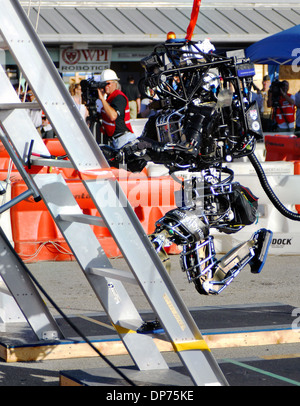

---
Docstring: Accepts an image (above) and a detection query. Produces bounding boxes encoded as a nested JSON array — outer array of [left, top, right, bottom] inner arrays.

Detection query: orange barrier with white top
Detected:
[[265, 134, 300, 161], [0, 139, 180, 261], [265, 134, 300, 213], [10, 174, 181, 262]]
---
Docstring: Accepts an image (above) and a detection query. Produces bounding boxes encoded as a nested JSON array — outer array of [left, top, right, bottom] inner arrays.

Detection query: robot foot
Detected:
[[137, 320, 164, 334], [249, 228, 273, 274], [194, 228, 273, 295]]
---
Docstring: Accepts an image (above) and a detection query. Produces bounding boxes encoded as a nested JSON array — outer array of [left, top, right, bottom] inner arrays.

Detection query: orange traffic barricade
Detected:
[[10, 175, 181, 262], [265, 134, 300, 161]]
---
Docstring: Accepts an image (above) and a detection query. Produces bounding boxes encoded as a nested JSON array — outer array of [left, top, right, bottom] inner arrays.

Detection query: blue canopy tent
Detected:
[[245, 25, 300, 81]]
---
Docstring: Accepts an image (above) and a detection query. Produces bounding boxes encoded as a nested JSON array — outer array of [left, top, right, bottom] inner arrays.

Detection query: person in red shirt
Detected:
[[267, 80, 296, 132], [97, 69, 137, 148]]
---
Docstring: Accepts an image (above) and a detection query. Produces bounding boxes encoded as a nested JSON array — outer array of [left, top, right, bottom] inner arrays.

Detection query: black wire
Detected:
[[249, 152, 300, 221]]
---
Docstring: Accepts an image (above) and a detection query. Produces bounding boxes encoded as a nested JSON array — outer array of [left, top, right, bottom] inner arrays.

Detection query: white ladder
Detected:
[[0, 0, 228, 386]]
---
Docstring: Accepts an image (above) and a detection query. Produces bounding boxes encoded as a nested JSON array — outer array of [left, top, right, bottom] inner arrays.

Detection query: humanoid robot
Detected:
[[100, 38, 296, 296]]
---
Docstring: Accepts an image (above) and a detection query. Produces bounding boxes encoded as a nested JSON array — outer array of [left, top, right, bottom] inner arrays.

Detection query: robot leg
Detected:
[[183, 228, 273, 295]]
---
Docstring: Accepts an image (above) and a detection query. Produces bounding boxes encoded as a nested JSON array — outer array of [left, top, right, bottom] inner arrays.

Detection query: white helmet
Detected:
[[100, 69, 120, 82]]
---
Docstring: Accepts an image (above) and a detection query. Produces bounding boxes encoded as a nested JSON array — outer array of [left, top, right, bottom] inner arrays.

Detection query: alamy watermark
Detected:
[[291, 48, 300, 73], [291, 308, 300, 330], [77, 165, 204, 209]]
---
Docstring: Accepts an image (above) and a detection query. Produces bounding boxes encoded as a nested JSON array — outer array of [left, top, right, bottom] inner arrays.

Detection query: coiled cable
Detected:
[[248, 152, 300, 221]]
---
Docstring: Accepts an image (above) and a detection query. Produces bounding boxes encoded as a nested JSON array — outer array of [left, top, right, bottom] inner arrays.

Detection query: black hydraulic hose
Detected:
[[248, 152, 300, 221]]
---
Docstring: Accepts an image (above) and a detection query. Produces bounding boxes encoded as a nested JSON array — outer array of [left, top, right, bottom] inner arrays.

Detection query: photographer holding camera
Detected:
[[97, 69, 137, 148], [267, 80, 296, 132]]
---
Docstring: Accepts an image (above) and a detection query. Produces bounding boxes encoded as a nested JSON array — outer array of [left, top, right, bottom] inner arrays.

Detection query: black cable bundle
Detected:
[[249, 152, 300, 221]]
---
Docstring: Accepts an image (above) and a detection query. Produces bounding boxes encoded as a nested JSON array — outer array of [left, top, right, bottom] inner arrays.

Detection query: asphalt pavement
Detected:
[[0, 253, 300, 386]]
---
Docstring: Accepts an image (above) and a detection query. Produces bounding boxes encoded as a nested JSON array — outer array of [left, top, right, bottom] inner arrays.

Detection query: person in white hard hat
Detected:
[[97, 69, 137, 148]]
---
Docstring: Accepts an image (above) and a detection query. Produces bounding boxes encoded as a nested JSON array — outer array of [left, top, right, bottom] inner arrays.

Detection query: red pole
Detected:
[[185, 0, 201, 41]]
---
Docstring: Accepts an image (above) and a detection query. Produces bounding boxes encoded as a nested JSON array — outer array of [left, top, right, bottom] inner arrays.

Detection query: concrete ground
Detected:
[[0, 253, 300, 386]]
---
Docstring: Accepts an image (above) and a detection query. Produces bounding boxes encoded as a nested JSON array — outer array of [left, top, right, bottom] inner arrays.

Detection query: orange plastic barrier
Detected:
[[0, 142, 17, 170], [44, 139, 67, 156], [0, 141, 9, 157], [10, 176, 181, 262], [265, 136, 300, 213], [1, 138, 181, 261], [0, 158, 16, 170], [265, 134, 300, 161], [10, 182, 72, 262], [42, 139, 79, 179], [0, 139, 67, 159], [0, 140, 61, 174], [0, 169, 22, 182]]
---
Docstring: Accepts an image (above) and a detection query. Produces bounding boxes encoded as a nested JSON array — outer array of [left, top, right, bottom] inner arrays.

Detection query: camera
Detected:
[[269, 80, 284, 105], [80, 78, 106, 124], [80, 78, 105, 105]]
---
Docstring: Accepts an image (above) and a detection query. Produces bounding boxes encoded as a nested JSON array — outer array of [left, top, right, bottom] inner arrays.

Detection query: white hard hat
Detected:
[[100, 69, 120, 82]]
